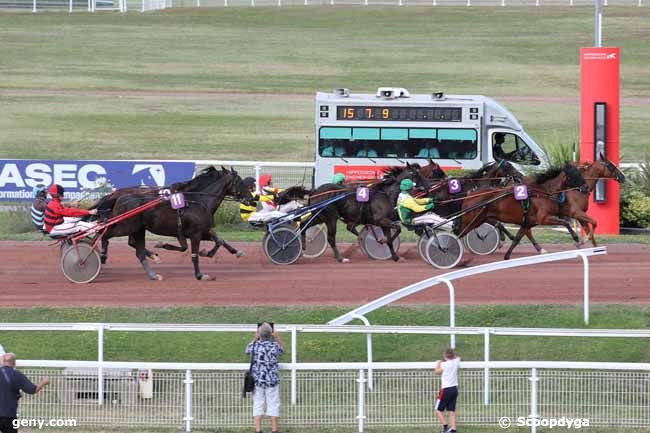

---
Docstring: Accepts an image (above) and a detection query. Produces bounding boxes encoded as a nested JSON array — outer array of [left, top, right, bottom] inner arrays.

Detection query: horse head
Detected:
[[597, 153, 626, 183], [223, 168, 255, 205], [420, 159, 447, 181]]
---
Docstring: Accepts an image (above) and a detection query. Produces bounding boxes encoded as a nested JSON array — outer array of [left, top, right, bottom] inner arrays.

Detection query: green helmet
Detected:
[[332, 173, 345, 184], [400, 178, 415, 191]]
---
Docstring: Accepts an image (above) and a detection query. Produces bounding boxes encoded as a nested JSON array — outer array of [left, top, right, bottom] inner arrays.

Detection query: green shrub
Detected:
[[540, 140, 580, 166], [0, 207, 37, 235], [620, 190, 650, 228], [213, 201, 248, 230]]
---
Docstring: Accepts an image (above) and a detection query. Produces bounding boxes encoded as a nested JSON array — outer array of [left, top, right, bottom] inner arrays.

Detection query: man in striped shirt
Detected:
[[30, 185, 47, 232]]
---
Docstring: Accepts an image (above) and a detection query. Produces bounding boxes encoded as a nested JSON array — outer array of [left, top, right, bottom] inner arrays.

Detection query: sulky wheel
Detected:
[[425, 232, 464, 269], [360, 225, 400, 261], [60, 242, 102, 284], [302, 224, 328, 259], [263, 226, 303, 265], [417, 232, 432, 264], [464, 223, 500, 256]]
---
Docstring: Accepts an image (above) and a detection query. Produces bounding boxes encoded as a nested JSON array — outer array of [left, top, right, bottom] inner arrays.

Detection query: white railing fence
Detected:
[[14, 362, 650, 432], [3, 0, 646, 13], [194, 160, 315, 192]]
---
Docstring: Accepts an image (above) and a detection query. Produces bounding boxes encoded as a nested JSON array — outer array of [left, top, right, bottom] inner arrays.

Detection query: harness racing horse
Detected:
[[560, 155, 626, 246], [304, 164, 430, 263], [454, 164, 586, 260], [103, 166, 252, 280], [91, 168, 245, 265]]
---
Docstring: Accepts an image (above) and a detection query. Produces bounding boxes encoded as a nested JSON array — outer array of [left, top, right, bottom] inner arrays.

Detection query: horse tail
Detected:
[[278, 186, 312, 205]]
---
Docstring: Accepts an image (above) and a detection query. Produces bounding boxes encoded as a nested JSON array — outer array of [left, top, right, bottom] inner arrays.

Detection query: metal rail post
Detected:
[[254, 163, 261, 193], [484, 329, 490, 405], [291, 327, 297, 404], [32, 0, 36, 12], [97, 326, 104, 406], [439, 277, 456, 348], [69, 0, 72, 12], [184, 370, 193, 432], [578, 252, 589, 325], [351, 315, 373, 390], [357, 369, 366, 433], [530, 368, 538, 433]]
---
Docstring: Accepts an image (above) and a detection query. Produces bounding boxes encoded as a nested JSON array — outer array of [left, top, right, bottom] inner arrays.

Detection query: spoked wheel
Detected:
[[463, 223, 500, 256], [417, 233, 431, 264], [302, 224, 328, 259], [359, 226, 401, 261], [60, 242, 102, 284], [263, 226, 303, 265], [425, 232, 464, 269]]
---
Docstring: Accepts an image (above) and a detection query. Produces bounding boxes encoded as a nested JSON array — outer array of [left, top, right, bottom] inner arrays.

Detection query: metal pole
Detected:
[[530, 368, 538, 433], [97, 326, 104, 406], [32, 0, 36, 12], [595, 0, 602, 47], [69, 0, 72, 13], [351, 314, 373, 390], [501, 0, 505, 6], [291, 327, 297, 404], [579, 253, 590, 325], [484, 329, 490, 405], [254, 163, 261, 194], [357, 369, 366, 433], [184, 370, 193, 432], [440, 278, 456, 348]]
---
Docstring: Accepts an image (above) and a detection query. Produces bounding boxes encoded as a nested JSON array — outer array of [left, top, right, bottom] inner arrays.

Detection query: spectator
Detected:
[[434, 348, 461, 433], [0, 353, 49, 433], [30, 185, 48, 232], [245, 323, 285, 433]]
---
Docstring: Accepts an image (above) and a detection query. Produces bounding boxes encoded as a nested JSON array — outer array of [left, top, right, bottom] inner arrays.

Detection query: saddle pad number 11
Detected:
[[514, 185, 529, 201], [356, 187, 370, 202], [170, 193, 186, 209], [448, 178, 462, 194]]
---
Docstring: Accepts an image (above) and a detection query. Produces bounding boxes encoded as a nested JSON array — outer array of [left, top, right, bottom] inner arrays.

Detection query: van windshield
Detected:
[[319, 127, 478, 160], [492, 132, 541, 166]]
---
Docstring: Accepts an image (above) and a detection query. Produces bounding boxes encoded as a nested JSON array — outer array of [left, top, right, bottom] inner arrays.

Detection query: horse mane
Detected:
[[383, 163, 422, 179], [563, 164, 586, 188], [533, 166, 565, 185], [462, 162, 496, 180], [172, 166, 224, 192]]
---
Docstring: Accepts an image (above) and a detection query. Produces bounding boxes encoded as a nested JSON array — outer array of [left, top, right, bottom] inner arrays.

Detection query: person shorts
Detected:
[[0, 417, 18, 433], [435, 386, 458, 412], [252, 385, 280, 417]]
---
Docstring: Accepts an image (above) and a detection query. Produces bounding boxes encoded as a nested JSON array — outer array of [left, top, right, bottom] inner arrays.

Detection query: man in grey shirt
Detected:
[[0, 353, 49, 433]]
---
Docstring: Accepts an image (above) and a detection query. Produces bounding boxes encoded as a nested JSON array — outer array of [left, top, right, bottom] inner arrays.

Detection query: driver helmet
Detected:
[[332, 173, 345, 184], [242, 177, 256, 190], [400, 178, 415, 191], [32, 184, 46, 198], [259, 174, 272, 188], [48, 184, 64, 198]]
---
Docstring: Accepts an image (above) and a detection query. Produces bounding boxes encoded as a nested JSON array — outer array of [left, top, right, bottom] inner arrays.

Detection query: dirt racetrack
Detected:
[[0, 241, 648, 307]]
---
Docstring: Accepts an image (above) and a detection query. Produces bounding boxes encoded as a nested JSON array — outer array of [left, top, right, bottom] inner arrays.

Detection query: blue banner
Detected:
[[0, 160, 196, 202]]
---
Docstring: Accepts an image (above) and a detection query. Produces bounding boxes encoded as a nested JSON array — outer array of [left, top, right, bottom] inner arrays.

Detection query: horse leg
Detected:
[[523, 227, 547, 254], [128, 234, 161, 263], [191, 236, 210, 280], [326, 218, 348, 263], [503, 227, 526, 260], [200, 232, 244, 258], [573, 210, 598, 247], [345, 222, 361, 237], [100, 237, 109, 264], [542, 216, 582, 248], [134, 228, 162, 281], [382, 222, 402, 262], [494, 222, 514, 241], [154, 237, 189, 252]]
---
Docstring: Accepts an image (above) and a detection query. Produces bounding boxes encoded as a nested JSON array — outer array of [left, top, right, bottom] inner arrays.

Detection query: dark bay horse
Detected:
[[103, 167, 252, 280], [304, 164, 430, 263], [91, 168, 244, 264], [454, 164, 586, 259]]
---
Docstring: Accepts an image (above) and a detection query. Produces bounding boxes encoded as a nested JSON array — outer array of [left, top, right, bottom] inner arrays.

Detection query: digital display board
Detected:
[[336, 106, 462, 122]]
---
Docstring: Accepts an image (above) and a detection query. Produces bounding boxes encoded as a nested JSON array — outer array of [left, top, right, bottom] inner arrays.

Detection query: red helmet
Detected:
[[259, 174, 272, 188], [48, 184, 64, 197]]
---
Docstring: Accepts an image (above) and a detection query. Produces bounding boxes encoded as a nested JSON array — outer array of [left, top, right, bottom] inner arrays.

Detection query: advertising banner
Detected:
[[0, 160, 196, 202]]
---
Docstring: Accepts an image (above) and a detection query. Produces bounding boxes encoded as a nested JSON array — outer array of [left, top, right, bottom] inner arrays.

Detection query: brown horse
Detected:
[[454, 165, 586, 259], [560, 155, 626, 246]]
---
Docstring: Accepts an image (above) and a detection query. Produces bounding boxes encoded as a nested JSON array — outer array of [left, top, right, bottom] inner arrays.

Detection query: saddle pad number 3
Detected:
[[448, 178, 462, 194], [514, 185, 528, 201], [170, 193, 186, 209], [356, 187, 370, 202]]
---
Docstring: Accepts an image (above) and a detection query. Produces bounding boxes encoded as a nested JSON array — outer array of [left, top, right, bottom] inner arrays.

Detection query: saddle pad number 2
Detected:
[[356, 187, 370, 202], [170, 193, 186, 209], [514, 185, 528, 201], [448, 178, 462, 194]]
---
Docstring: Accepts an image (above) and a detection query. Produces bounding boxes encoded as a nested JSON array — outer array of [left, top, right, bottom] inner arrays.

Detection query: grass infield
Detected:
[[0, 305, 648, 364]]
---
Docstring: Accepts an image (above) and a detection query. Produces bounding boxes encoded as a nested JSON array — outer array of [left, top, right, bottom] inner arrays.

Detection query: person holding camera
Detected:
[[434, 348, 460, 433], [245, 322, 285, 433]]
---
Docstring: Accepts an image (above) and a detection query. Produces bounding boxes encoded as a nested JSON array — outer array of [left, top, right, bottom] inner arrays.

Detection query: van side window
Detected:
[[492, 133, 540, 166]]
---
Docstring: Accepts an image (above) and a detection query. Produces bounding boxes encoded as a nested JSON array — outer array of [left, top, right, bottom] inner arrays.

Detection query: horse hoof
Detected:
[[199, 274, 211, 281], [151, 254, 162, 264], [236, 251, 245, 258], [149, 274, 163, 281], [100, 257, 107, 265], [539, 249, 548, 254], [154, 241, 164, 249], [340, 258, 350, 263], [397, 256, 406, 263], [199, 249, 208, 257]]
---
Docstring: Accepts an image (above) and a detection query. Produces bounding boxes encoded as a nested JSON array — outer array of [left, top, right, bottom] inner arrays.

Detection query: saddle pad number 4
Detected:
[[356, 187, 370, 202], [514, 185, 528, 201], [448, 178, 462, 194], [170, 193, 186, 209]]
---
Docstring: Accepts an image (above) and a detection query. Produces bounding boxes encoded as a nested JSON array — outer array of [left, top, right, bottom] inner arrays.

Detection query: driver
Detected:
[[30, 185, 48, 232], [492, 133, 516, 161], [248, 175, 300, 222], [44, 184, 98, 237], [397, 179, 449, 227]]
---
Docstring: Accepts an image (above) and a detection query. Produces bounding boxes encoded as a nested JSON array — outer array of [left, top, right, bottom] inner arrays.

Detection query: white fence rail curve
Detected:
[[12, 360, 650, 432]]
